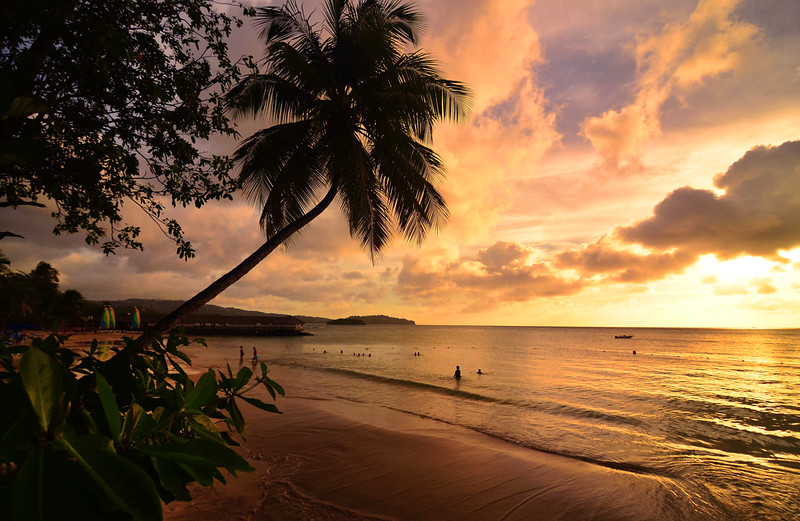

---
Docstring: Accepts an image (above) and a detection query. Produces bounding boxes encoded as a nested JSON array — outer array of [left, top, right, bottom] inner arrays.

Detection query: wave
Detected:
[[277, 362, 645, 427]]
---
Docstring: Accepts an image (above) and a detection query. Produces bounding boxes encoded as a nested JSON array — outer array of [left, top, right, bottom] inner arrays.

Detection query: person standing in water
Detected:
[[252, 347, 258, 362], [239, 346, 244, 361], [454, 365, 461, 379]]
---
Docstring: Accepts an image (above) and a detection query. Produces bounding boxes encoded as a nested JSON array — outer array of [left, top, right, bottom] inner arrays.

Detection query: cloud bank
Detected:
[[395, 140, 800, 312]]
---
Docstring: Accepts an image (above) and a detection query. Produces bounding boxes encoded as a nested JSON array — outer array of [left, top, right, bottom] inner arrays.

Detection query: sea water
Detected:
[[181, 325, 800, 521]]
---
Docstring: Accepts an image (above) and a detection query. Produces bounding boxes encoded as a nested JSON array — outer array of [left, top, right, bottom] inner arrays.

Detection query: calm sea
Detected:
[[181, 325, 800, 521]]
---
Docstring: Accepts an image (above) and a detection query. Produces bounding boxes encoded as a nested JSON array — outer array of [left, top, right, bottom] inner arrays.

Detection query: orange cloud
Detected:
[[396, 241, 583, 311], [555, 241, 695, 283], [581, 0, 759, 173], [419, 0, 560, 243]]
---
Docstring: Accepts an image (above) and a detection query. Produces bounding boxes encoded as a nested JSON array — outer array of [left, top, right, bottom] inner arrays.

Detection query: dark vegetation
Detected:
[[327, 315, 415, 325], [0, 333, 284, 520], [0, 260, 85, 331], [327, 318, 368, 325], [347, 315, 415, 325]]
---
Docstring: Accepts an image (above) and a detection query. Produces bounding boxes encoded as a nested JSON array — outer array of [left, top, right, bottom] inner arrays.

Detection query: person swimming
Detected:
[[454, 365, 461, 379], [477, 369, 482, 374]]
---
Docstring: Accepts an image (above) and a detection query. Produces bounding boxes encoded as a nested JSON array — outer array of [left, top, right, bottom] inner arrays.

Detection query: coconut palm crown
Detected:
[[226, 0, 471, 259]]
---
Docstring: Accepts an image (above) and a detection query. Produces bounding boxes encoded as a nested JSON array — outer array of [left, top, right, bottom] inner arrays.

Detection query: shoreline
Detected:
[[164, 394, 709, 521]]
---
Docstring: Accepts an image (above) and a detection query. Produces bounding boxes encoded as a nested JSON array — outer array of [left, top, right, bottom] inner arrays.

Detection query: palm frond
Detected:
[[370, 130, 448, 244], [327, 130, 392, 259], [229, 0, 470, 260], [234, 120, 325, 236], [225, 73, 316, 123]]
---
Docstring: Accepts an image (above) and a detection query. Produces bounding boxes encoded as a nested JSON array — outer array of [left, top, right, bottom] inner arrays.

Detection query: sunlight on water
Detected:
[[184, 326, 800, 521]]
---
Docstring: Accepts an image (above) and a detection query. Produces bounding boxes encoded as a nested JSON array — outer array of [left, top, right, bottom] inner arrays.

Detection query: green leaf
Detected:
[[129, 403, 157, 441], [151, 457, 192, 501], [187, 414, 224, 443], [219, 431, 239, 446], [20, 346, 63, 433], [2, 96, 48, 119], [56, 433, 162, 521], [12, 446, 46, 521], [235, 365, 252, 389], [139, 438, 253, 475], [177, 461, 214, 487], [241, 396, 281, 414], [95, 373, 121, 443], [184, 368, 218, 411], [226, 399, 246, 439], [0, 373, 41, 443]]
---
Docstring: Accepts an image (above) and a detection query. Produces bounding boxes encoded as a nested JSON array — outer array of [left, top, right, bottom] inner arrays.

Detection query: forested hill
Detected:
[[106, 299, 286, 317], [346, 315, 415, 325], [98, 300, 412, 325]]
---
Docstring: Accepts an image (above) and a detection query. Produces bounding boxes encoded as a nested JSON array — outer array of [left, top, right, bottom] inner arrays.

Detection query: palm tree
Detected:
[[151, 0, 470, 335]]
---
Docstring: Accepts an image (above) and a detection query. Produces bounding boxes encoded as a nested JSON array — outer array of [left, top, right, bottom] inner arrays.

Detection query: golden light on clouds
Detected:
[[5, 0, 800, 327]]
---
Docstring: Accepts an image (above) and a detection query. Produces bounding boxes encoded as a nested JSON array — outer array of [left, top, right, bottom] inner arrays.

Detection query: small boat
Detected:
[[615, 335, 633, 339]]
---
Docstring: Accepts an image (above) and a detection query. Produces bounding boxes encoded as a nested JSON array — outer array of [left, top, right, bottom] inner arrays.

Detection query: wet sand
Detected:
[[164, 395, 695, 521]]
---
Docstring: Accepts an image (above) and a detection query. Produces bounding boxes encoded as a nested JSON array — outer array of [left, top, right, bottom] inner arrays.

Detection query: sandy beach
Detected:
[[164, 394, 700, 521]]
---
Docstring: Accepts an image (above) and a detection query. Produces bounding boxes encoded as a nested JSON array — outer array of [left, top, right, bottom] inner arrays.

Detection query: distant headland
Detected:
[[82, 300, 413, 333], [327, 315, 415, 326]]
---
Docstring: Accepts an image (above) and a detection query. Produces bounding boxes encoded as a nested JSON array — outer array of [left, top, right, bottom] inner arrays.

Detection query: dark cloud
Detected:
[[553, 141, 800, 286], [555, 241, 695, 282], [620, 140, 800, 259]]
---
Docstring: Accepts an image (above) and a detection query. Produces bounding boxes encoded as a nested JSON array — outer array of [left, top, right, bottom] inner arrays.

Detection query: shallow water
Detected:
[[183, 325, 800, 521]]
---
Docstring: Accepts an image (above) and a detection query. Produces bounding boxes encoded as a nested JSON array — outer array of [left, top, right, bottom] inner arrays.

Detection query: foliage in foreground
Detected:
[[0, 333, 284, 520]]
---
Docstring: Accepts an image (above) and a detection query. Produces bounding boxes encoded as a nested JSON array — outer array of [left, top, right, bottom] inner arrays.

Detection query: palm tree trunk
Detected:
[[149, 185, 337, 337]]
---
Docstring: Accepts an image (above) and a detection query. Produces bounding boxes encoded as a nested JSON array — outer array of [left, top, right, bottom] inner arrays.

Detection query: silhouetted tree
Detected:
[[1, 0, 254, 257], [153, 0, 471, 334]]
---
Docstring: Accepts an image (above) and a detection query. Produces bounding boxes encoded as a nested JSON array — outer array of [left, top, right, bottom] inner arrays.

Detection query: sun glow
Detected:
[[697, 254, 778, 283]]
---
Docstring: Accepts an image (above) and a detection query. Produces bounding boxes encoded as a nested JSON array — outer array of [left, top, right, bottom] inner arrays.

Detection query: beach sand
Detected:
[[164, 395, 691, 521]]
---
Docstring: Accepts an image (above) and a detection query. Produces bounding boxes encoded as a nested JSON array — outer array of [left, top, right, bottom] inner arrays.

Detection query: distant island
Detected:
[[327, 318, 367, 325], [327, 315, 415, 326]]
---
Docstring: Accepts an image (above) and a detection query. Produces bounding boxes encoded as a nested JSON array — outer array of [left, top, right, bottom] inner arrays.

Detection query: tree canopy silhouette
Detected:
[[1, 0, 253, 257]]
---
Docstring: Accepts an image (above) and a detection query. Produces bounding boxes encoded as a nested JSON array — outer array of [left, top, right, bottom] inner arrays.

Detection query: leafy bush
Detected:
[[0, 332, 283, 520]]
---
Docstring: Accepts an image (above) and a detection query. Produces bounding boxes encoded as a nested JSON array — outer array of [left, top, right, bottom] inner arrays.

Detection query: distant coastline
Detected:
[[76, 299, 414, 334], [327, 318, 367, 325], [329, 314, 416, 325]]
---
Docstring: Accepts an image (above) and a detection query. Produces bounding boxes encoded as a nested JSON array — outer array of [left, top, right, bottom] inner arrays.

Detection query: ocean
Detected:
[[180, 325, 800, 521]]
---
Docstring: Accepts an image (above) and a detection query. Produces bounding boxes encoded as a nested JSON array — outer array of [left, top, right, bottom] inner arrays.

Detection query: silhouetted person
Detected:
[[239, 346, 244, 360], [252, 347, 258, 362], [454, 365, 461, 379], [477, 369, 482, 374]]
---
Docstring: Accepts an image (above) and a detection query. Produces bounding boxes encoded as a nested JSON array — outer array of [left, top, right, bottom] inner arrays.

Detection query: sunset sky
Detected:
[[4, 0, 800, 327]]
